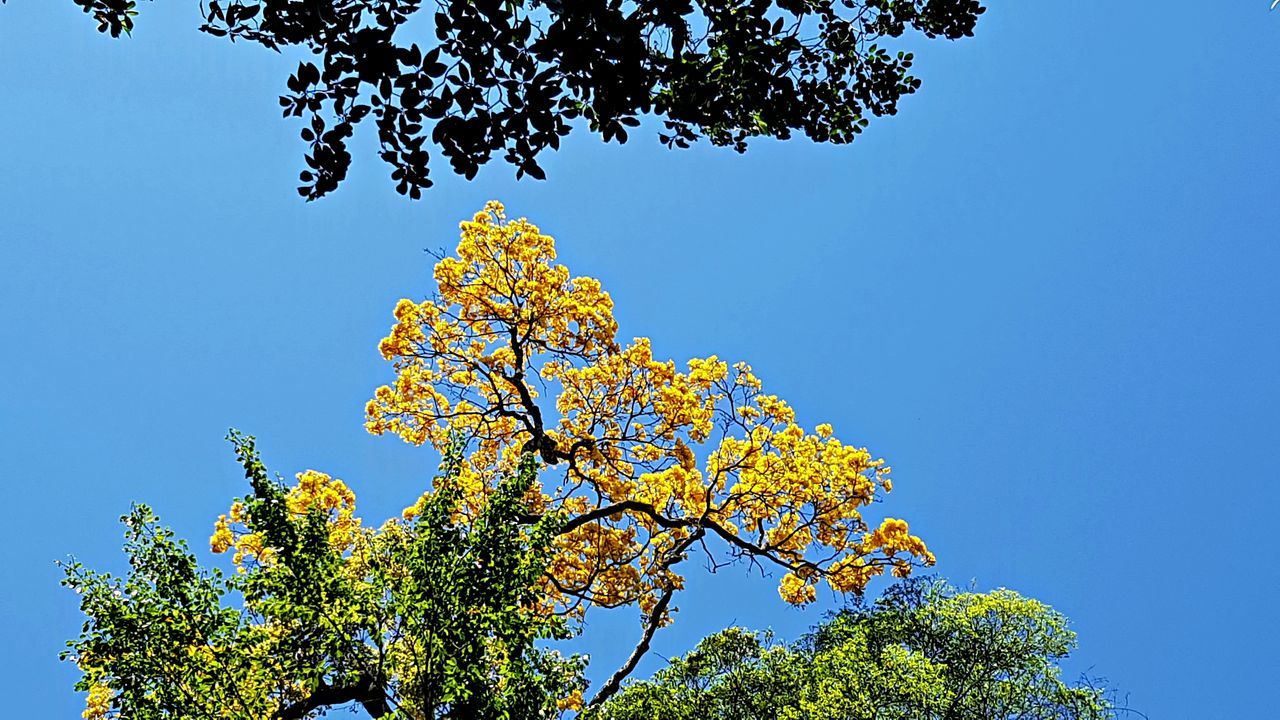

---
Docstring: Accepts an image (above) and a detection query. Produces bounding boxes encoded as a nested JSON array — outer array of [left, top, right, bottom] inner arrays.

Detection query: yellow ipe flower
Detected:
[[779, 572, 817, 606], [83, 683, 111, 720], [209, 515, 233, 554]]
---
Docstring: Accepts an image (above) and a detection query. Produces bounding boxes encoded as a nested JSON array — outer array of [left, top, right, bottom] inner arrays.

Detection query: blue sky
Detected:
[[2, 1, 1277, 717]]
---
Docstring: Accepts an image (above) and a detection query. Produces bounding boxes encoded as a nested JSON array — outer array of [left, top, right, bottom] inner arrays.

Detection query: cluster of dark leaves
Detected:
[[55, 0, 983, 199], [0, 0, 151, 37]]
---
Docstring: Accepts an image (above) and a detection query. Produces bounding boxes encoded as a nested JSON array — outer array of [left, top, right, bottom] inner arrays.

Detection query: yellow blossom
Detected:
[[210, 515, 233, 554], [557, 688, 585, 712], [212, 470, 364, 569], [83, 683, 111, 720], [779, 572, 817, 605]]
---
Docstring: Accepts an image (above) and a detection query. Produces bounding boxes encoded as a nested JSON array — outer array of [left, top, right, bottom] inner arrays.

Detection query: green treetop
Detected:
[[598, 577, 1118, 720], [62, 433, 585, 720]]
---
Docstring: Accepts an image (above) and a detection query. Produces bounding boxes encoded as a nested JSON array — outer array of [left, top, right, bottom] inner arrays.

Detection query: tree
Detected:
[[63, 433, 586, 719], [42, 0, 985, 198], [598, 577, 1120, 720], [365, 201, 936, 705], [63, 203, 937, 717]]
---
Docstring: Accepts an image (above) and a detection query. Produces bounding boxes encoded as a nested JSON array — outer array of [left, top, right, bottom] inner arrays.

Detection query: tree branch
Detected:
[[559, 500, 696, 534], [273, 674, 389, 720], [553, 500, 822, 577], [583, 527, 705, 711], [583, 586, 676, 712]]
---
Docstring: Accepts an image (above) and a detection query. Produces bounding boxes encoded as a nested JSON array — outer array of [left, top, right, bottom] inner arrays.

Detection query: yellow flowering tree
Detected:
[[366, 202, 935, 705]]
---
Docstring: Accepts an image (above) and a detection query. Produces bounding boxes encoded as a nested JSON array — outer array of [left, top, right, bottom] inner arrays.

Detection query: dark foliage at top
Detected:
[[44, 0, 982, 199]]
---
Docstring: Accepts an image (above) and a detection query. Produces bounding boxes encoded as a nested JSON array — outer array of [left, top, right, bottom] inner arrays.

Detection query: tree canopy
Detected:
[[63, 203, 936, 718], [366, 202, 935, 618], [64, 434, 585, 720], [599, 577, 1118, 720], [47, 0, 984, 198]]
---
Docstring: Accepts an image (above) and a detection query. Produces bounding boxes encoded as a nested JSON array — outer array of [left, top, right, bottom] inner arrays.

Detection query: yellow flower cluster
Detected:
[[779, 572, 817, 605], [289, 470, 362, 550], [557, 688, 585, 712], [366, 202, 934, 616], [210, 515, 234, 555], [210, 470, 363, 569], [83, 682, 111, 720]]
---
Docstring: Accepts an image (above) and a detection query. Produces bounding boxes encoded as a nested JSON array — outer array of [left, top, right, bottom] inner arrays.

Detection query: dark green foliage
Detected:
[[73, 1, 146, 38], [41, 0, 984, 199], [61, 431, 584, 720], [598, 577, 1119, 720]]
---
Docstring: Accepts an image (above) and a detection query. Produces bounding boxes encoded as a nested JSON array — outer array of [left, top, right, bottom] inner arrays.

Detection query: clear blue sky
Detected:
[[2, 2, 1277, 717]]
